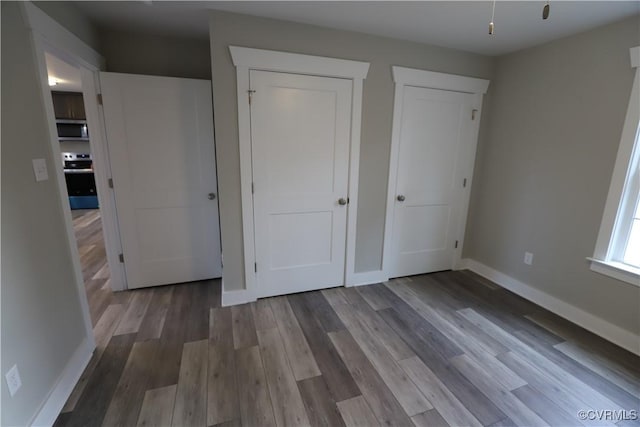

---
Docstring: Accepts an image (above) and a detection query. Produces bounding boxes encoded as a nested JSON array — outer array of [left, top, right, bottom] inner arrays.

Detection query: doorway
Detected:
[[250, 70, 353, 297], [45, 52, 114, 325], [98, 72, 222, 289], [230, 46, 370, 301], [383, 66, 490, 279], [43, 48, 223, 297]]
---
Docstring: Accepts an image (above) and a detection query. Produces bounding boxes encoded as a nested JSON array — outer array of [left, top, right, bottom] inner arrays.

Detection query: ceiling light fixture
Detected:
[[488, 0, 496, 35], [48, 77, 58, 86], [542, 1, 551, 20]]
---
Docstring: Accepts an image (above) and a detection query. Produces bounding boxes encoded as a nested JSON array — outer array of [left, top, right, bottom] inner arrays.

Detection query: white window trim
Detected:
[[229, 46, 370, 302], [589, 46, 640, 287]]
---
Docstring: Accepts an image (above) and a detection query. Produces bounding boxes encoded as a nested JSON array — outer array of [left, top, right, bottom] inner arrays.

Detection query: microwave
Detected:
[[56, 119, 89, 141]]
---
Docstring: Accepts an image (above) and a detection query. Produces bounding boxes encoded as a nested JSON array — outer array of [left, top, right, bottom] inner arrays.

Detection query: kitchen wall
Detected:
[[100, 29, 211, 79], [209, 10, 494, 291], [1, 3, 97, 425], [464, 16, 640, 335]]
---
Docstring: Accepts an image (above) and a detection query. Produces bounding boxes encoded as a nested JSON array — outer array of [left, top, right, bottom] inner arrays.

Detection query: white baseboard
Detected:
[[30, 337, 94, 427], [221, 288, 256, 307], [346, 270, 389, 287], [462, 258, 640, 356]]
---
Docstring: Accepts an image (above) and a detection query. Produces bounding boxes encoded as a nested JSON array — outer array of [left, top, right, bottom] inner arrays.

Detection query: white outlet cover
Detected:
[[524, 252, 534, 265], [5, 364, 22, 397], [32, 158, 49, 182]]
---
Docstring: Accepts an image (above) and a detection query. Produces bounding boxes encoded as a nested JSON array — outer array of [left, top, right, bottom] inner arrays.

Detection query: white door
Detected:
[[250, 70, 353, 298], [390, 86, 474, 278], [100, 72, 222, 289]]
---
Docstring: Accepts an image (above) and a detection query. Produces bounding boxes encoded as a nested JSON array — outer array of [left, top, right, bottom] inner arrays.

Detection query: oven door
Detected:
[[64, 171, 99, 209], [64, 171, 97, 196]]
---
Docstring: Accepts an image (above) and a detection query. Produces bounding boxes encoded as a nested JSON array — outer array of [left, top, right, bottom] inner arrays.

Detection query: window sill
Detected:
[[587, 258, 640, 287]]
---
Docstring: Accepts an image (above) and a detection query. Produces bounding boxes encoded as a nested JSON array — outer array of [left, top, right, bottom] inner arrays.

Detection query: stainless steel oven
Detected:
[[62, 152, 99, 209]]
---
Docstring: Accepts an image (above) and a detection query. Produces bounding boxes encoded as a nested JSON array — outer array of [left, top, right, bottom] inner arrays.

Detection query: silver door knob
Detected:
[[397, 195, 405, 202], [338, 198, 347, 206], [208, 193, 216, 200]]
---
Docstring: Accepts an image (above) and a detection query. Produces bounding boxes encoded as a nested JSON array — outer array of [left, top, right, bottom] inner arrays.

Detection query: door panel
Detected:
[[390, 86, 472, 278], [268, 211, 333, 269], [250, 70, 352, 298], [100, 72, 222, 289]]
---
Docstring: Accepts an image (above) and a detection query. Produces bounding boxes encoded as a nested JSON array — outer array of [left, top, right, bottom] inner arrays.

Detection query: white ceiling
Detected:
[[45, 52, 82, 91], [76, 1, 640, 56]]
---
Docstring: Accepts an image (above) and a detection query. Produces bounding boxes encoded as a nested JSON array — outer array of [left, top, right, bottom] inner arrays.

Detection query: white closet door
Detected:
[[250, 70, 352, 298], [100, 72, 222, 289], [390, 86, 473, 278]]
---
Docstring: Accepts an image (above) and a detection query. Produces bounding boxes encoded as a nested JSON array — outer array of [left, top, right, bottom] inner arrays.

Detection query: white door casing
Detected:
[[22, 1, 106, 362], [230, 46, 370, 304], [100, 72, 222, 289], [250, 70, 353, 298], [384, 67, 490, 279]]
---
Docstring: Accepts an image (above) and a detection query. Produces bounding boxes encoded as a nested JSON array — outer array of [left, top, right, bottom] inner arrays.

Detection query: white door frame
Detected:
[[382, 66, 490, 278], [21, 1, 127, 350], [22, 3, 127, 294], [230, 46, 370, 301]]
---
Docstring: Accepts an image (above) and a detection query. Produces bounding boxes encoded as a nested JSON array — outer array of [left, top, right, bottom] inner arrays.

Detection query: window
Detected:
[[624, 190, 640, 267], [612, 125, 640, 268], [590, 46, 640, 286]]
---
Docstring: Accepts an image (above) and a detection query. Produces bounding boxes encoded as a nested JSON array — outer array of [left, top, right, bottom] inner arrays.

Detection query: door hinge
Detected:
[[248, 90, 256, 105], [455, 240, 459, 249], [251, 182, 255, 194], [254, 262, 257, 273], [97, 93, 103, 105], [108, 178, 114, 188], [472, 109, 478, 120], [463, 178, 467, 188], [119, 253, 124, 263]]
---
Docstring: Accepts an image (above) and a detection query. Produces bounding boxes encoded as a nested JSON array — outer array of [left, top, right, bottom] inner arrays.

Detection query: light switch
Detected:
[[32, 158, 49, 182]]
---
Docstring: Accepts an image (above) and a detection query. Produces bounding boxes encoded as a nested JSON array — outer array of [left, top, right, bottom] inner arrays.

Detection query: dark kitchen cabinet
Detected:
[[51, 91, 86, 120]]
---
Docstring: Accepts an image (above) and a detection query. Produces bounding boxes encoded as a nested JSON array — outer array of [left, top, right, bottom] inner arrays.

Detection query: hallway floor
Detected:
[[71, 209, 116, 326]]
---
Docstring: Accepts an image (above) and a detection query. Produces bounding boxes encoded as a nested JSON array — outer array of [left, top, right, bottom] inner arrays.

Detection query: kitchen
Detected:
[[53, 91, 99, 210]]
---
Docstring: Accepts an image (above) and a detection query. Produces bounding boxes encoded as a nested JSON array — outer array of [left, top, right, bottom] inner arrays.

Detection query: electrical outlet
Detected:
[[524, 252, 534, 266], [32, 158, 49, 182], [5, 364, 22, 397]]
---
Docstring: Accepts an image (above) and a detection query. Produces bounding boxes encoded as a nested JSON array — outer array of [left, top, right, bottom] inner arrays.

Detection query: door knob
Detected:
[[208, 193, 216, 200], [338, 198, 347, 206], [397, 195, 406, 202]]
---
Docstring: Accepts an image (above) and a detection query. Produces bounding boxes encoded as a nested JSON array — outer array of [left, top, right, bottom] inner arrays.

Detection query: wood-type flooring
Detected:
[[56, 210, 640, 427]]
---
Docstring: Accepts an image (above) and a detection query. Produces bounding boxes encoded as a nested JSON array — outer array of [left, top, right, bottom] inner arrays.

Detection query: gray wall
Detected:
[[209, 10, 494, 291], [100, 29, 211, 79], [33, 1, 101, 51], [464, 16, 640, 334], [1, 3, 92, 425]]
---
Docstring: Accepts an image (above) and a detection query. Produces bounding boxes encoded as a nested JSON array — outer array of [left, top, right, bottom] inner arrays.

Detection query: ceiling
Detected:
[[45, 52, 82, 91], [76, 1, 640, 56]]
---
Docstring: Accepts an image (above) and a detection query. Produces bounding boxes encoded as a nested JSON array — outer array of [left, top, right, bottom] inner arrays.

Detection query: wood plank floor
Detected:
[[70, 209, 117, 327], [56, 210, 640, 427]]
